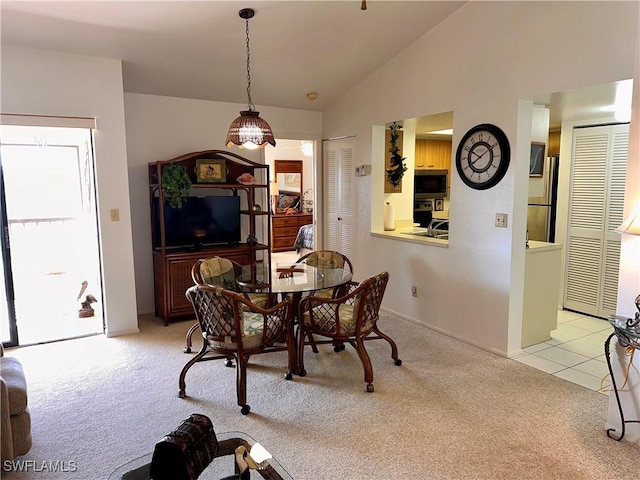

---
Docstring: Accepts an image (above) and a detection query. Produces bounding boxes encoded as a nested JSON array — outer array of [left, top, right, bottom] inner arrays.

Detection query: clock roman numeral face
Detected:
[[456, 124, 510, 190], [460, 134, 502, 182]]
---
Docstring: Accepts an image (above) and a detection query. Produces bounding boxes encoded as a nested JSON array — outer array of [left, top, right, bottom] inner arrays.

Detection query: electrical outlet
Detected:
[[110, 208, 120, 222], [495, 213, 508, 228], [411, 286, 417, 297]]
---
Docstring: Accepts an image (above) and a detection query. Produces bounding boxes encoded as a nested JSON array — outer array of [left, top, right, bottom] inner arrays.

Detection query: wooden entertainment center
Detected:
[[149, 150, 270, 325]]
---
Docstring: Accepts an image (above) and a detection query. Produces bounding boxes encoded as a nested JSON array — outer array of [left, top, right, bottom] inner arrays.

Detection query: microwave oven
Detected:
[[414, 169, 448, 198]]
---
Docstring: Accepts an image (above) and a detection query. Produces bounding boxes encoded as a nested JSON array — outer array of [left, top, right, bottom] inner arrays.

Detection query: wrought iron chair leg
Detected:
[[184, 322, 200, 353], [353, 337, 374, 391], [296, 324, 307, 376], [372, 324, 402, 365], [236, 354, 250, 415], [307, 331, 319, 353], [179, 338, 208, 397]]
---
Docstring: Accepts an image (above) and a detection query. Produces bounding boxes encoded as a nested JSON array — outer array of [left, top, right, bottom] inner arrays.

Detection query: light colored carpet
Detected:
[[3, 312, 639, 479]]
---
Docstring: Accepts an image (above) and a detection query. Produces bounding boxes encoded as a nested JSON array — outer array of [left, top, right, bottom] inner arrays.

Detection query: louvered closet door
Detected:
[[564, 124, 629, 318], [323, 138, 354, 259]]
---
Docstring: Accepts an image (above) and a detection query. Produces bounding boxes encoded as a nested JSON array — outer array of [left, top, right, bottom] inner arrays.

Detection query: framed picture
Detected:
[[283, 173, 301, 189], [195, 159, 226, 183], [529, 143, 545, 177]]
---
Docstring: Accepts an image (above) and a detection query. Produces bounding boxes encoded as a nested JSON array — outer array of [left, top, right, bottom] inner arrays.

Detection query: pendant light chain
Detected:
[[245, 16, 255, 112], [225, 7, 275, 149]]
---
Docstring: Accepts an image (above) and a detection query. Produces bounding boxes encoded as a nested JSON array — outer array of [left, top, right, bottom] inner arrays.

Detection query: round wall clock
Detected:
[[455, 123, 510, 190]]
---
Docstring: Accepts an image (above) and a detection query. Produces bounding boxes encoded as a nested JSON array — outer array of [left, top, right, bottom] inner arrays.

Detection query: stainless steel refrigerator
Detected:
[[527, 156, 559, 242]]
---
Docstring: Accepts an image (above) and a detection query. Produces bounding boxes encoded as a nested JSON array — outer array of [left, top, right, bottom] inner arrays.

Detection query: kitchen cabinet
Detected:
[[522, 241, 562, 348], [415, 139, 452, 171], [548, 130, 560, 156]]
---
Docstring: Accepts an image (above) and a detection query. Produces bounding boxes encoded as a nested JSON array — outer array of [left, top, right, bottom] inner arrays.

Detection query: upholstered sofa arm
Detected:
[[1, 377, 15, 462], [0, 350, 32, 462]]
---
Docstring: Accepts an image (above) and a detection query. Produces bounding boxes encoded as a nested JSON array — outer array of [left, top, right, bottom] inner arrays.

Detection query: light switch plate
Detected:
[[495, 213, 508, 228], [355, 165, 370, 176]]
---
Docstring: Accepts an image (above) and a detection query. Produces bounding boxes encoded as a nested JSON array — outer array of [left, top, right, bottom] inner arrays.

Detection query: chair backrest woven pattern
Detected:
[[298, 250, 353, 272], [187, 285, 290, 348], [192, 286, 239, 340], [358, 272, 389, 333]]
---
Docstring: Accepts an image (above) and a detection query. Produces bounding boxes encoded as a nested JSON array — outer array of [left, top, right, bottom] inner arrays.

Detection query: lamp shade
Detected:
[[616, 201, 640, 236], [269, 181, 280, 195], [225, 111, 276, 150]]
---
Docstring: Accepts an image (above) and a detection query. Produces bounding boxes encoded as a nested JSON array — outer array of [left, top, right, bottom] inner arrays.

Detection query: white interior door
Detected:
[[564, 124, 629, 318], [323, 138, 354, 259]]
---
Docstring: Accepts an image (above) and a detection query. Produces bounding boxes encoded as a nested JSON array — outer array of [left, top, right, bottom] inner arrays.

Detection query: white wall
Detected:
[[2, 3, 637, 356], [607, 10, 640, 445], [323, 1, 639, 356], [123, 93, 322, 314], [1, 46, 139, 336]]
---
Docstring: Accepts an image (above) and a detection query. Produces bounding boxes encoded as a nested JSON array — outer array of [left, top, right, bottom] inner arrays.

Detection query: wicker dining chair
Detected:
[[179, 284, 294, 415], [296, 271, 401, 392], [293, 250, 354, 353], [184, 257, 271, 354], [295, 250, 354, 299]]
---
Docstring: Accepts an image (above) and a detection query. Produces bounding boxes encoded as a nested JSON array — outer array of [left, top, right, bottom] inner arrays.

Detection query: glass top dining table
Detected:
[[236, 262, 353, 296]]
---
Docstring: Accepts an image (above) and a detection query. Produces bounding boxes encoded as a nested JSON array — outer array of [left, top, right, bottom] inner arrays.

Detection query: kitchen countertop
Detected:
[[526, 240, 563, 252], [372, 232, 561, 251], [371, 226, 449, 247]]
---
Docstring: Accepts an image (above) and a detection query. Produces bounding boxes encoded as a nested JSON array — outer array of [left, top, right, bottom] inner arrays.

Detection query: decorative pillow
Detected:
[[304, 304, 355, 335], [200, 258, 237, 291]]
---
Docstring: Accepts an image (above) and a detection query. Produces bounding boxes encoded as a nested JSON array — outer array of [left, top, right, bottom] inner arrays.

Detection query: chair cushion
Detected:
[[199, 258, 237, 290], [209, 312, 265, 350], [1, 357, 28, 416], [303, 304, 355, 335], [313, 288, 334, 299], [246, 293, 269, 308]]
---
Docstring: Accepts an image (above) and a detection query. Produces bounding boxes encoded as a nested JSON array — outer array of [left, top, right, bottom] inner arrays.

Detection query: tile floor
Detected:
[[511, 310, 614, 395], [271, 250, 300, 265]]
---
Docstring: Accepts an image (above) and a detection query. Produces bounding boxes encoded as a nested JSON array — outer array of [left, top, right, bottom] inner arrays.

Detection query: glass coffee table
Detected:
[[108, 432, 292, 480]]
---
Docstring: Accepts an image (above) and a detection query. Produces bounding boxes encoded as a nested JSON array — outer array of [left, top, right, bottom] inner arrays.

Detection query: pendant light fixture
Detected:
[[225, 8, 276, 149]]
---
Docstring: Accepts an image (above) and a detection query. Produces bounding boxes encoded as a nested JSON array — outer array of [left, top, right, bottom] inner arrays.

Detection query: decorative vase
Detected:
[[246, 234, 257, 245], [384, 202, 395, 231]]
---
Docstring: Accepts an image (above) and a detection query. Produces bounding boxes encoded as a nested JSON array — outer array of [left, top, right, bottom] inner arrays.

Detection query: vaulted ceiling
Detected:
[[1, 1, 465, 111], [1, 1, 630, 129]]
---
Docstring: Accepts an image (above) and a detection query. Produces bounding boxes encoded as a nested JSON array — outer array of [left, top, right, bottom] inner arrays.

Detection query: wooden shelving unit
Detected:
[[149, 150, 270, 325]]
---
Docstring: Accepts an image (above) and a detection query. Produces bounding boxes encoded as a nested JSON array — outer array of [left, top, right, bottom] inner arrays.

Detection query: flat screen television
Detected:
[[153, 195, 241, 250]]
